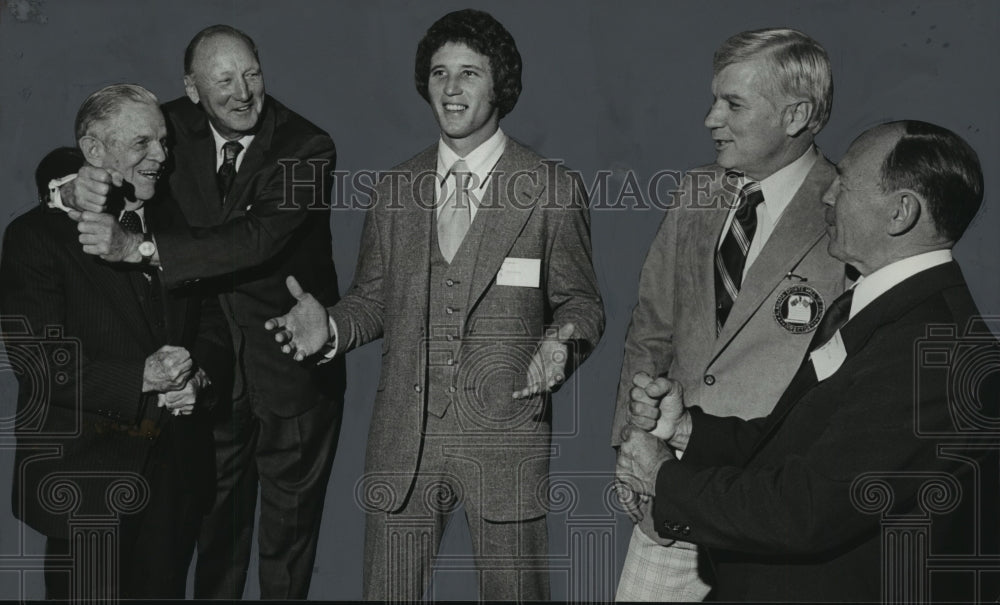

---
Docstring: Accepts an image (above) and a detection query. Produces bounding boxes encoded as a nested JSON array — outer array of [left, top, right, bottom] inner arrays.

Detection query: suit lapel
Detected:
[[692, 174, 732, 347], [745, 261, 966, 461], [466, 142, 540, 314], [390, 149, 435, 322], [222, 101, 275, 218], [712, 160, 834, 359], [56, 221, 156, 349], [170, 114, 221, 223]]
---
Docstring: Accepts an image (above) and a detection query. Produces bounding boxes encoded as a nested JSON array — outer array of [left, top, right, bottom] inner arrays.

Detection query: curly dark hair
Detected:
[[414, 9, 522, 119]]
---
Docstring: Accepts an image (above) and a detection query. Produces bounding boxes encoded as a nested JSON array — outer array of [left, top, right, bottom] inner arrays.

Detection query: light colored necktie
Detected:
[[437, 159, 471, 262]]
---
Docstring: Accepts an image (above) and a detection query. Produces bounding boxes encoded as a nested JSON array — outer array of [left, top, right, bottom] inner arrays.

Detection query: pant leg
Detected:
[[615, 525, 710, 602], [193, 387, 260, 599], [43, 538, 69, 601], [465, 509, 550, 601], [362, 421, 458, 601], [253, 397, 342, 599]]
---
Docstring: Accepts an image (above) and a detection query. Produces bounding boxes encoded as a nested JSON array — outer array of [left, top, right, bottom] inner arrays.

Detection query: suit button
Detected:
[[445, 335, 454, 342], [446, 358, 455, 366], [448, 386, 457, 393], [704, 374, 715, 386], [681, 525, 691, 536], [662, 520, 673, 530], [414, 384, 422, 393], [445, 307, 454, 315], [446, 278, 455, 287]]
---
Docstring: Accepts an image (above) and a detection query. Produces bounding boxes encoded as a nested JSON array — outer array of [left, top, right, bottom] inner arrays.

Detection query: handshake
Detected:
[[142, 345, 210, 416], [615, 372, 691, 543]]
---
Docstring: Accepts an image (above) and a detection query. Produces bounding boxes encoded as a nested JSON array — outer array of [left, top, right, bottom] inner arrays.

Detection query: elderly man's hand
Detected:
[[74, 211, 142, 262], [69, 165, 121, 213], [629, 373, 690, 449], [616, 423, 675, 500]]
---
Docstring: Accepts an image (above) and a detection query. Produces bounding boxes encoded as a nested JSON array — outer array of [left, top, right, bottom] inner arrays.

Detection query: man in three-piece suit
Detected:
[[611, 28, 845, 601], [68, 25, 344, 599], [0, 86, 231, 599], [266, 9, 604, 601], [618, 120, 996, 602]]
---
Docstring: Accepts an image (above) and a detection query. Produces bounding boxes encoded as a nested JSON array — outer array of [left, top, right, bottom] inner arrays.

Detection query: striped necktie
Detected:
[[714, 178, 764, 332]]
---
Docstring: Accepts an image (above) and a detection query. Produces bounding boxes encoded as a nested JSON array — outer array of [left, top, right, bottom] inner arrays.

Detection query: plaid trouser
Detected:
[[615, 525, 711, 602]]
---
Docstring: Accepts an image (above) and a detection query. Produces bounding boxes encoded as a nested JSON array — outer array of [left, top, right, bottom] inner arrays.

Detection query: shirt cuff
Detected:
[[319, 315, 339, 362]]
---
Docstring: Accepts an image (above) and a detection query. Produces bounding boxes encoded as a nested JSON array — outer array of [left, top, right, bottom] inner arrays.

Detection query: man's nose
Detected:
[[445, 74, 462, 96], [704, 101, 724, 129], [821, 179, 839, 206], [233, 77, 251, 101]]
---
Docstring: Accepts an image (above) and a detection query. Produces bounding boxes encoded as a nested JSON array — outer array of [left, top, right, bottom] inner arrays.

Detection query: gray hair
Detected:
[[74, 84, 160, 142], [714, 28, 833, 134]]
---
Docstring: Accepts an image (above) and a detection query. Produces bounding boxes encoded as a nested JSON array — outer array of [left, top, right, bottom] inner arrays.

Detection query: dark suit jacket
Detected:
[[653, 261, 997, 601], [0, 201, 231, 539], [156, 95, 343, 415], [329, 139, 604, 521]]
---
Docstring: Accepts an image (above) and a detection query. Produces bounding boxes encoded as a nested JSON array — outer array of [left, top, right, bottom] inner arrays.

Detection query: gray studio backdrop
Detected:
[[1, 0, 997, 600]]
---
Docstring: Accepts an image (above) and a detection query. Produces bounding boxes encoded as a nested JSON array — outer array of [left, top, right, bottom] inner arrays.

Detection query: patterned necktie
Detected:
[[119, 209, 143, 234], [808, 288, 855, 352], [437, 159, 472, 263], [714, 178, 765, 332], [216, 140, 244, 205]]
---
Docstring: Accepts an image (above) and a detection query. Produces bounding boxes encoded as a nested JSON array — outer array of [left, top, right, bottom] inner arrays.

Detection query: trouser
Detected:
[[193, 385, 343, 599], [615, 525, 711, 602], [362, 408, 550, 601], [45, 436, 201, 600]]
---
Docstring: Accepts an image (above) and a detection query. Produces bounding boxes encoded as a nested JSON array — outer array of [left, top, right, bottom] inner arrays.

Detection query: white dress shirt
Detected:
[[434, 127, 507, 220], [210, 123, 255, 172], [849, 249, 954, 319], [719, 145, 820, 283]]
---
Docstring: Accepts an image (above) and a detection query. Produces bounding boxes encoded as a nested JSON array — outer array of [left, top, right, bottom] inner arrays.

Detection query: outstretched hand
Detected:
[[513, 322, 576, 400], [265, 275, 331, 361]]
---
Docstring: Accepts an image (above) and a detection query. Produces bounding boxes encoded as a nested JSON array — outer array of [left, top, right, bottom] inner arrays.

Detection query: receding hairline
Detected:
[[186, 30, 258, 75]]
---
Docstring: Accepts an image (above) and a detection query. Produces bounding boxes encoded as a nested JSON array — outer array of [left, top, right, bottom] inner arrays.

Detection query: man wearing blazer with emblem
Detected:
[[611, 29, 845, 601], [67, 26, 344, 599], [618, 120, 996, 602], [267, 9, 604, 601]]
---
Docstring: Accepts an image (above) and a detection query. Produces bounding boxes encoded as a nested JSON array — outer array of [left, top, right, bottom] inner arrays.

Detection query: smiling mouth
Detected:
[[714, 139, 732, 149], [443, 103, 467, 112], [232, 104, 254, 114], [137, 169, 161, 181]]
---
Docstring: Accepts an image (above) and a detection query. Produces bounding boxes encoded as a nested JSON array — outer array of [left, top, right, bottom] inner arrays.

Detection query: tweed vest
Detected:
[[425, 209, 489, 417]]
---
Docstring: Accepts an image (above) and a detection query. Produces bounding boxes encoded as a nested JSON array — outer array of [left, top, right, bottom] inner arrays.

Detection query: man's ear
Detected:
[[184, 75, 200, 104], [77, 135, 105, 168], [887, 190, 922, 236], [783, 100, 815, 137]]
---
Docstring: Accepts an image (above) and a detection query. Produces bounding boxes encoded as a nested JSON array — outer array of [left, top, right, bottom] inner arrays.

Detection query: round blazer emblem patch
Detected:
[[773, 284, 824, 333]]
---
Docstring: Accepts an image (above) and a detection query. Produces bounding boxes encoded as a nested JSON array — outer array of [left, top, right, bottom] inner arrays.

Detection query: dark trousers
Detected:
[[44, 436, 201, 600], [193, 385, 342, 599], [363, 407, 550, 601]]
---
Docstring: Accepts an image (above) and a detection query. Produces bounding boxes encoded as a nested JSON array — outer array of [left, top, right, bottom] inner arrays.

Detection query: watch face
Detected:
[[139, 241, 156, 256]]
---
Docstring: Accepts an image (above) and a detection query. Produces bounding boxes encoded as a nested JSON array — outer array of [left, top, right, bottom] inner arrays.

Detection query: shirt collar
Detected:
[[209, 122, 255, 167], [737, 144, 818, 220], [435, 127, 507, 193], [849, 249, 954, 319]]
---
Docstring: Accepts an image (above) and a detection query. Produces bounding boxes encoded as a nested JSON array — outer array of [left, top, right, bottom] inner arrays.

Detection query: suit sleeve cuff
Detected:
[[318, 316, 339, 364]]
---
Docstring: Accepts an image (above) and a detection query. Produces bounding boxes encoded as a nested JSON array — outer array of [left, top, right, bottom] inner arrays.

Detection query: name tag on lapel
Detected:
[[497, 257, 540, 288], [810, 330, 847, 381]]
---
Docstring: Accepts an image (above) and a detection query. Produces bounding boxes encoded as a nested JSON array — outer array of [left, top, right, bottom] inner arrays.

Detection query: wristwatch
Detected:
[[138, 232, 156, 264]]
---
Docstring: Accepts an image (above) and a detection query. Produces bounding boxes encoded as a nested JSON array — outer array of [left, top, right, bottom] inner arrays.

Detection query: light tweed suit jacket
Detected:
[[330, 138, 604, 522]]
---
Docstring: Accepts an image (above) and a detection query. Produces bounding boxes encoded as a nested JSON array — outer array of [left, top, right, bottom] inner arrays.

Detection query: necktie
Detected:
[[119, 209, 143, 234], [714, 178, 765, 331], [808, 288, 855, 352], [119, 210, 152, 283], [437, 159, 472, 263], [216, 140, 244, 205]]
